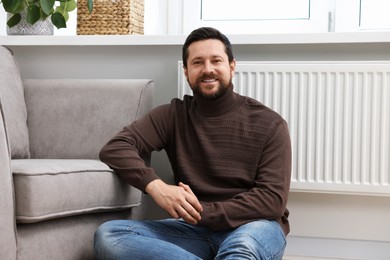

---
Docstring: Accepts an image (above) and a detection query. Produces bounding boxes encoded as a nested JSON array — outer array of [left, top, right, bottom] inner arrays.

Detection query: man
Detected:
[[94, 27, 291, 260]]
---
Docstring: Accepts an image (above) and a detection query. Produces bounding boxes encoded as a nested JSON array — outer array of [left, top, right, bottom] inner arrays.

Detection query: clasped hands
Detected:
[[145, 179, 203, 225]]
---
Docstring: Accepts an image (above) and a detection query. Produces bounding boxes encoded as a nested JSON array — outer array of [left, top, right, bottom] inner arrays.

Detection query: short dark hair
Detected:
[[182, 27, 234, 68]]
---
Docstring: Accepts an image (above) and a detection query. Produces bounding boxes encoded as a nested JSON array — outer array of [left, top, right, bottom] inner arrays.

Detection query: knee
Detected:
[[216, 234, 262, 260], [93, 221, 120, 259], [94, 221, 114, 244], [216, 221, 286, 260]]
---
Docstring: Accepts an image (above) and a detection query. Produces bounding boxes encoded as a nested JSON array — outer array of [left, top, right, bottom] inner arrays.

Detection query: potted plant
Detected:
[[2, 0, 93, 30]]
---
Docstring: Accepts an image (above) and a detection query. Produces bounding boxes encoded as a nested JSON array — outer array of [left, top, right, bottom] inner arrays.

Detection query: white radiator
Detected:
[[178, 61, 390, 196]]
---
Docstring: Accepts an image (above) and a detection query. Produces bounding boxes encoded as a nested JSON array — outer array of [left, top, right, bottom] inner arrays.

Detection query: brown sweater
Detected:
[[99, 87, 291, 235]]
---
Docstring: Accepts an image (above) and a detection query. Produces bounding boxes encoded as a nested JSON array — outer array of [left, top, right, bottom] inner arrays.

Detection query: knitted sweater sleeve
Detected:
[[198, 121, 291, 232], [99, 104, 172, 192]]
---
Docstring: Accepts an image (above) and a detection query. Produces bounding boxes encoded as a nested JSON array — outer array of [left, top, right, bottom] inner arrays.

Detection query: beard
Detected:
[[189, 72, 233, 100]]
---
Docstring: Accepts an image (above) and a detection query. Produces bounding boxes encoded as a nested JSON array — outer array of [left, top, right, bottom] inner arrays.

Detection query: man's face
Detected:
[[184, 39, 236, 100]]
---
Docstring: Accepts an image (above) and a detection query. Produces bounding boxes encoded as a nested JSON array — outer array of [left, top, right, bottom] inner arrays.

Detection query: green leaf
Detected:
[[26, 4, 41, 25], [60, 0, 76, 12], [7, 13, 22, 28], [40, 8, 50, 19], [3, 0, 22, 13], [15, 4, 26, 13], [87, 0, 93, 13], [51, 12, 67, 29], [40, 0, 55, 15], [55, 6, 69, 21]]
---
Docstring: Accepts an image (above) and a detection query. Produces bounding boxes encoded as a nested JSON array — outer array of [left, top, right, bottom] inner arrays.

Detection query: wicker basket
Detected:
[[77, 0, 144, 35]]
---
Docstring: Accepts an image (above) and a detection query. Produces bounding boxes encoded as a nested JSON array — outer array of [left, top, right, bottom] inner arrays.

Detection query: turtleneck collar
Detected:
[[192, 85, 244, 117]]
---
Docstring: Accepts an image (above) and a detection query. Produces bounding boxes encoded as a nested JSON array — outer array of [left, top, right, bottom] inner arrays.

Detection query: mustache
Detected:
[[199, 73, 219, 81]]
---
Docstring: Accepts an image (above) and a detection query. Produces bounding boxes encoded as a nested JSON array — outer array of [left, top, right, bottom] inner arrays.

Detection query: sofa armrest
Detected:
[[24, 79, 154, 159], [0, 99, 18, 259]]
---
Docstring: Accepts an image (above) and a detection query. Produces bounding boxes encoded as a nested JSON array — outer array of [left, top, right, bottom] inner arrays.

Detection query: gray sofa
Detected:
[[0, 46, 154, 259]]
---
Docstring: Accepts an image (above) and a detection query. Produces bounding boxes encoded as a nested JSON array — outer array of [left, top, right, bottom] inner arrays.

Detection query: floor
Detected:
[[284, 256, 353, 260]]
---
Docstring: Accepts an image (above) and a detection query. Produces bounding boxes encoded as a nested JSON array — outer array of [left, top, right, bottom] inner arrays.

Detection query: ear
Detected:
[[230, 59, 236, 77], [183, 65, 188, 79]]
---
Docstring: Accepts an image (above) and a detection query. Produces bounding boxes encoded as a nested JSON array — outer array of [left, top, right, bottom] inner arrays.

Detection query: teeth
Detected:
[[202, 79, 216, 82]]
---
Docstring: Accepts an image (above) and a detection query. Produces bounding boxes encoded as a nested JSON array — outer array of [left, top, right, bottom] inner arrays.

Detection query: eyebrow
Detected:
[[191, 55, 225, 61]]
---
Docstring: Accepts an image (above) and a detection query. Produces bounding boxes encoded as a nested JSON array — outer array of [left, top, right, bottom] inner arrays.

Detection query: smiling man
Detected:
[[94, 27, 291, 260], [184, 37, 235, 100]]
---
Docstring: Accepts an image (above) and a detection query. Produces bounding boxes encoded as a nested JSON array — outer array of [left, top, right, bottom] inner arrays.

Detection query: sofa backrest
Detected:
[[0, 46, 30, 159], [24, 79, 154, 159]]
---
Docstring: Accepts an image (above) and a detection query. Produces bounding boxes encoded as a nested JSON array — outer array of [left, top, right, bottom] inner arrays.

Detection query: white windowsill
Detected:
[[1, 32, 390, 46]]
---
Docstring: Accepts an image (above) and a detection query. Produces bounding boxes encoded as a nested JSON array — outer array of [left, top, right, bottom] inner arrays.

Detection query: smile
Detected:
[[202, 79, 217, 83]]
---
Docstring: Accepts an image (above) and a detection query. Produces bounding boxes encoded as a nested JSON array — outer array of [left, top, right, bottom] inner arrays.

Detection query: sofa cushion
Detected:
[[0, 46, 30, 159], [12, 159, 141, 223], [24, 79, 153, 159]]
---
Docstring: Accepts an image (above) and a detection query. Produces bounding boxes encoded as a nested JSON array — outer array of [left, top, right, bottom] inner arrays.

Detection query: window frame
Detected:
[[335, 0, 390, 32], [181, 0, 330, 34]]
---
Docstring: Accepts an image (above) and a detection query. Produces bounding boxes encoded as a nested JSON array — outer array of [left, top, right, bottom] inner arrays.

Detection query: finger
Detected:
[[181, 185, 203, 213], [168, 208, 180, 219], [179, 200, 202, 222], [179, 182, 203, 213], [175, 205, 199, 224], [161, 186, 199, 221], [179, 182, 193, 195]]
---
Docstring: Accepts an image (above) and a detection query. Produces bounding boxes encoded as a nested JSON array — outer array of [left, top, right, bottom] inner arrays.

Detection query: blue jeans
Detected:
[[94, 218, 286, 260]]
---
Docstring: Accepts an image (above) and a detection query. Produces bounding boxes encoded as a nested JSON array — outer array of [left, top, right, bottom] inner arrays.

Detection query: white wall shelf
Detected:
[[1, 32, 390, 46]]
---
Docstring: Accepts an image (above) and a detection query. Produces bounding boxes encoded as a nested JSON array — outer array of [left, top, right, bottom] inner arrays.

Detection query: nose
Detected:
[[202, 60, 214, 74]]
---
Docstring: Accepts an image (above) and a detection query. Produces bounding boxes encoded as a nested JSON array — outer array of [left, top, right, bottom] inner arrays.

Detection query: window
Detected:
[[180, 0, 390, 34], [359, 0, 390, 30], [335, 0, 390, 32], [182, 0, 329, 34], [201, 0, 310, 21]]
